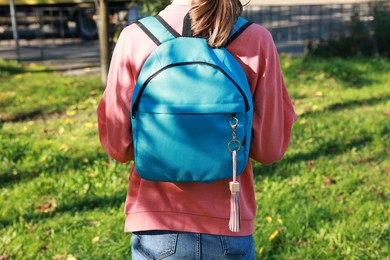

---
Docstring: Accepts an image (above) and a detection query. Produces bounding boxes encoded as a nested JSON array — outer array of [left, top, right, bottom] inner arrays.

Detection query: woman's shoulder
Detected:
[[121, 21, 144, 36], [117, 21, 158, 47], [244, 21, 274, 41], [229, 20, 276, 52]]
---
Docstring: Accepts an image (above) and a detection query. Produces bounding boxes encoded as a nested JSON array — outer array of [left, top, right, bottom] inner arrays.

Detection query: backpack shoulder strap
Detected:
[[136, 15, 252, 47], [135, 15, 180, 46], [225, 17, 253, 47]]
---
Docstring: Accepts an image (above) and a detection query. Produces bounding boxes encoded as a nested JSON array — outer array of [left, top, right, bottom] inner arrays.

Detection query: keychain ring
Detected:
[[228, 139, 241, 152]]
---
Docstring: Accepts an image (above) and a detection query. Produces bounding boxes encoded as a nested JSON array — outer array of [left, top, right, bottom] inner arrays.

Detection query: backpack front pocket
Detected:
[[133, 109, 248, 183]]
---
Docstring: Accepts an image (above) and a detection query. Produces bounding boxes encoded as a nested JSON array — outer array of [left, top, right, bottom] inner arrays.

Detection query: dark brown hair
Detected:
[[189, 0, 243, 48]]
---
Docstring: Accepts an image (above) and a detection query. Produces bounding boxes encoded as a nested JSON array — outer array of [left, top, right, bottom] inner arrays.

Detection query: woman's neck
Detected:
[[171, 0, 192, 6]]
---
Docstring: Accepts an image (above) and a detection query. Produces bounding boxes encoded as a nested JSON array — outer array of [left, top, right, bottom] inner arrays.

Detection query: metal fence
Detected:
[[0, 3, 135, 60], [0, 4, 133, 43], [0, 0, 389, 60], [243, 0, 390, 53]]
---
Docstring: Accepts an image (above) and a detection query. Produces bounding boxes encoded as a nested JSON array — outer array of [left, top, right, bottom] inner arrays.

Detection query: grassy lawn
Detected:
[[0, 56, 389, 259]]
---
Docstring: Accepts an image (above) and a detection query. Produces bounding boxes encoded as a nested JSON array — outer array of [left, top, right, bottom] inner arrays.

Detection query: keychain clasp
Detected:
[[229, 116, 239, 131]]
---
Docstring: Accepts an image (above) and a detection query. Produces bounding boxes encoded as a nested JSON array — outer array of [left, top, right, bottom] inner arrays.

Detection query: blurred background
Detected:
[[1, 0, 389, 65], [1, 0, 389, 259]]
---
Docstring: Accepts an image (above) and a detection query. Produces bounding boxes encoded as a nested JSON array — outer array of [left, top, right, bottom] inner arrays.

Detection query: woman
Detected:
[[97, 0, 296, 258]]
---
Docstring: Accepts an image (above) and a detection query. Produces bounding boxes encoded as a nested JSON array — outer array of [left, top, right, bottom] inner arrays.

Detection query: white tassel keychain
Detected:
[[229, 150, 241, 232]]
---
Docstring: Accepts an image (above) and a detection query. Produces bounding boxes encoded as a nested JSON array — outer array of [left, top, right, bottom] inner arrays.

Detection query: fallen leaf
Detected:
[[36, 203, 53, 211], [101, 161, 110, 167], [383, 110, 390, 115], [88, 221, 101, 227], [63, 118, 74, 124], [92, 236, 100, 243], [36, 197, 57, 213], [370, 162, 378, 167], [26, 224, 37, 232], [89, 90, 98, 96], [60, 144, 70, 153], [369, 187, 385, 197], [39, 154, 49, 163], [299, 118, 307, 125], [0, 255, 11, 260], [258, 247, 264, 255], [307, 160, 315, 171], [269, 230, 279, 241], [66, 110, 77, 116], [265, 216, 273, 223], [295, 241, 310, 247], [84, 122, 94, 128], [324, 176, 336, 187], [41, 245, 49, 251], [345, 209, 354, 214]]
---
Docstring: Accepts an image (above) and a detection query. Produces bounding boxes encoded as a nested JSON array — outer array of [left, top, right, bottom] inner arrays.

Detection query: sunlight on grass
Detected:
[[0, 57, 389, 259]]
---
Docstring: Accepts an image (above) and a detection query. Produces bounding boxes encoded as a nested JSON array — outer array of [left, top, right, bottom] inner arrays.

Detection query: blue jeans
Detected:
[[131, 231, 255, 260]]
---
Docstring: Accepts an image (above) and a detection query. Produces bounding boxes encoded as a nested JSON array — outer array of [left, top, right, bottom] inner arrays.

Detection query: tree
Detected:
[[97, 0, 170, 87], [95, 0, 110, 87], [140, 0, 171, 15]]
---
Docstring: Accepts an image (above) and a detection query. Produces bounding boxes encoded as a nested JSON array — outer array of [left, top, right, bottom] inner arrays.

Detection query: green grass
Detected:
[[0, 56, 389, 259]]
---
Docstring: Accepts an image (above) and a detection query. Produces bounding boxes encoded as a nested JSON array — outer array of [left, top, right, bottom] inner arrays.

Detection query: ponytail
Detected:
[[189, 0, 243, 48]]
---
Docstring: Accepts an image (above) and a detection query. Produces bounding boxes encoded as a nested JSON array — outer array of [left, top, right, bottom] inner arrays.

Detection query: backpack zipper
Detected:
[[131, 61, 250, 118]]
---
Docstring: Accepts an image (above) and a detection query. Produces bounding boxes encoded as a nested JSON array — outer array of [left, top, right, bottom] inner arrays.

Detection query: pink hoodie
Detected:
[[97, 4, 297, 236]]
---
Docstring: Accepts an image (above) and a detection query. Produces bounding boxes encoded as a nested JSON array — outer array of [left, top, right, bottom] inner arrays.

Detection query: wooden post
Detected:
[[97, 0, 110, 87], [9, 0, 21, 61]]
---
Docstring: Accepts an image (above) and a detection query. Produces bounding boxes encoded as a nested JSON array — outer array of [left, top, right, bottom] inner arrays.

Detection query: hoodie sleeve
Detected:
[[97, 25, 139, 163], [241, 26, 297, 165]]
